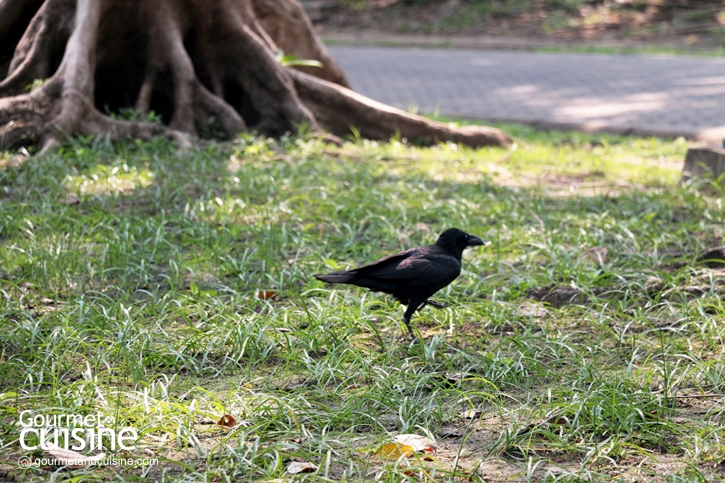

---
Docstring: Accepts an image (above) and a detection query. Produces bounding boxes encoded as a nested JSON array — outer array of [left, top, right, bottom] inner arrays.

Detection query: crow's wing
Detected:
[[353, 247, 461, 293], [315, 246, 461, 299]]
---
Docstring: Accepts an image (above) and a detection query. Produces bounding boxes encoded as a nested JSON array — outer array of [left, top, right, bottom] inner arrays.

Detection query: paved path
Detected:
[[327, 45, 725, 142]]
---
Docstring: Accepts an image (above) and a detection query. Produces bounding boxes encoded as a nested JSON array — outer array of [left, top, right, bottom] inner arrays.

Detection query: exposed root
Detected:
[[291, 69, 513, 147], [133, 73, 154, 114], [0, 0, 74, 97], [52, 0, 101, 138], [1, 117, 40, 149], [193, 82, 246, 138], [0, 0, 45, 76], [147, 1, 198, 134], [251, 0, 351, 88], [37, 136, 60, 156], [213, 3, 319, 135], [83, 110, 192, 147], [0, 88, 57, 147]]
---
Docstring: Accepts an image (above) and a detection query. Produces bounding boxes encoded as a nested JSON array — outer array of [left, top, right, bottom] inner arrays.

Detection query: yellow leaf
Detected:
[[374, 442, 415, 460]]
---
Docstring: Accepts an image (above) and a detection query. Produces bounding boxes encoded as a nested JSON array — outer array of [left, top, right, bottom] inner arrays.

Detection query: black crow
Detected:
[[314, 228, 490, 332]]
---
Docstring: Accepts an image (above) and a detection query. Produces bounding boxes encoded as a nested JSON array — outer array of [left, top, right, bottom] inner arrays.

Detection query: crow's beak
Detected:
[[467, 235, 491, 247]]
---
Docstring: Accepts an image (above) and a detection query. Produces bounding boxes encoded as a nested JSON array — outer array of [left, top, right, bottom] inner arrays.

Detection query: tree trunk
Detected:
[[0, 0, 512, 151]]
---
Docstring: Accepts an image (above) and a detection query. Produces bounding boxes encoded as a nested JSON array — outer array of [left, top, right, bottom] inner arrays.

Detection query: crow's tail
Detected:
[[314, 271, 357, 284]]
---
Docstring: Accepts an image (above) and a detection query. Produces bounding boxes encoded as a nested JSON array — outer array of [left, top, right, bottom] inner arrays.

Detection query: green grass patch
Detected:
[[1, 127, 724, 482]]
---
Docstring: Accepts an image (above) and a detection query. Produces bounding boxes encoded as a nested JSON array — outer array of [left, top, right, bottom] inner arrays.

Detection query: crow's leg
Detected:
[[402, 301, 424, 333], [424, 300, 446, 309]]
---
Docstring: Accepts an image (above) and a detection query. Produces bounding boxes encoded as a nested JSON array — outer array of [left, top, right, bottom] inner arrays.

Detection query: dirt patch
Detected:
[[527, 254, 725, 309], [696, 245, 725, 268], [528, 284, 615, 308]]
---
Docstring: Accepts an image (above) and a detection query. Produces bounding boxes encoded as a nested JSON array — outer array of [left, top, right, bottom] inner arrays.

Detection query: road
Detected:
[[327, 45, 725, 142]]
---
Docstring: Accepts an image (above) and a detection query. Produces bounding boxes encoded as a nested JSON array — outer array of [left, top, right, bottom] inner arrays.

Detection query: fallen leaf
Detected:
[[582, 246, 609, 265], [46, 444, 106, 468], [217, 414, 237, 428], [460, 409, 483, 419], [513, 302, 549, 318], [287, 461, 317, 474], [374, 442, 415, 460], [256, 290, 278, 300], [394, 434, 436, 453]]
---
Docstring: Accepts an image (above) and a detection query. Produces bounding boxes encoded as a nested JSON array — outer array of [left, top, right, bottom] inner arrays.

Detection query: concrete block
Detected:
[[682, 146, 725, 182]]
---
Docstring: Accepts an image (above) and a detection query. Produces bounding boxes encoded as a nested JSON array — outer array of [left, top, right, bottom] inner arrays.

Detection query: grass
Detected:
[[1, 125, 724, 482]]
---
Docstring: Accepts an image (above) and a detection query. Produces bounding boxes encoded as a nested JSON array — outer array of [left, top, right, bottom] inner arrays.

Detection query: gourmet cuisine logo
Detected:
[[18, 410, 138, 451]]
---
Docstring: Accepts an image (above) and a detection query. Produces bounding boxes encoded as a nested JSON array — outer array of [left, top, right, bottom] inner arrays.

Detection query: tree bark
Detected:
[[0, 0, 512, 150]]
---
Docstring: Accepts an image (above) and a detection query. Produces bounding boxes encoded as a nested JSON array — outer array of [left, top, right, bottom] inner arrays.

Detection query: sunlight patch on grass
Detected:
[[63, 162, 155, 197], [329, 128, 685, 192]]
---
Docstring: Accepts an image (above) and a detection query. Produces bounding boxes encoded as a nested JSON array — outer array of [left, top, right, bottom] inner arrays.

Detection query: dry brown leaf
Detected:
[[374, 442, 415, 460], [217, 414, 237, 428], [46, 444, 106, 468], [287, 461, 318, 474], [394, 434, 436, 453], [256, 290, 278, 300]]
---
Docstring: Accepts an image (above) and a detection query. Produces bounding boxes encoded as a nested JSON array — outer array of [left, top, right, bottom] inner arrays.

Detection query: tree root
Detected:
[[0, 0, 74, 98], [0, 0, 45, 77], [251, 0, 351, 88], [0, 0, 512, 151], [291, 70, 512, 147]]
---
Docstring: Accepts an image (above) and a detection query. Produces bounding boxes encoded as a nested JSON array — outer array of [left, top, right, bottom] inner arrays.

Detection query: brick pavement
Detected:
[[327, 45, 725, 143]]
